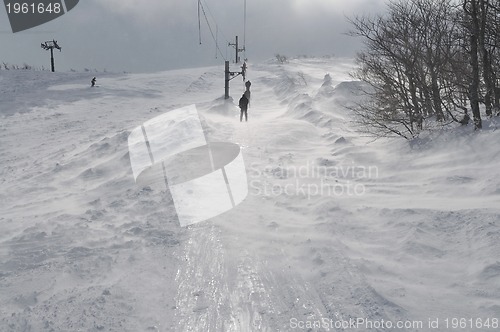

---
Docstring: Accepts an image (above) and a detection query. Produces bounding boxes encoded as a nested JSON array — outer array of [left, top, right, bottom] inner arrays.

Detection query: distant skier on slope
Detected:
[[91, 77, 96, 87], [239, 93, 249, 122]]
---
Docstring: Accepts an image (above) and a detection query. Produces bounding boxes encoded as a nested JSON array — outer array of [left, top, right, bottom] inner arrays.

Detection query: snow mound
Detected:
[[1, 58, 500, 331]]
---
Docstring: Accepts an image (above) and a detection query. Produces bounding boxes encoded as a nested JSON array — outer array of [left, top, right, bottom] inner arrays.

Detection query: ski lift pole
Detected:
[[41, 40, 61, 72], [235, 36, 239, 64], [225, 60, 246, 99], [229, 36, 245, 64], [225, 61, 230, 99], [50, 48, 55, 72]]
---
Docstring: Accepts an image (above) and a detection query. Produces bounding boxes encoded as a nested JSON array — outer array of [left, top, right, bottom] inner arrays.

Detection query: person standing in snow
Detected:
[[239, 93, 249, 122], [241, 61, 247, 81], [244, 80, 251, 107], [91, 77, 96, 87]]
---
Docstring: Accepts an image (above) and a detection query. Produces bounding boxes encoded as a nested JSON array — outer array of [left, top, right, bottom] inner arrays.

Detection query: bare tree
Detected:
[[463, 0, 483, 129], [349, 0, 467, 138], [348, 0, 500, 136]]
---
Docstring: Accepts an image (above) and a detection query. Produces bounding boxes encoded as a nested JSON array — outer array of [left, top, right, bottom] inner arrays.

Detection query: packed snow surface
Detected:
[[1, 58, 499, 331]]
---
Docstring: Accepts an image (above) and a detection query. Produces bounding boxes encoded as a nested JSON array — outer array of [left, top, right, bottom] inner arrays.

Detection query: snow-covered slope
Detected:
[[1, 58, 499, 331]]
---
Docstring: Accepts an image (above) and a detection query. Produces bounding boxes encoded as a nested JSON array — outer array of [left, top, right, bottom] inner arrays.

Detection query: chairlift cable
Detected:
[[199, 1, 226, 60], [243, 0, 247, 59], [202, 0, 231, 46], [198, 0, 202, 44]]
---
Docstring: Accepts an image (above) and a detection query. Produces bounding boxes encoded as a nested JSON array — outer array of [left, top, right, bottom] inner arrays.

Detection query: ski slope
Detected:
[[1, 58, 499, 331]]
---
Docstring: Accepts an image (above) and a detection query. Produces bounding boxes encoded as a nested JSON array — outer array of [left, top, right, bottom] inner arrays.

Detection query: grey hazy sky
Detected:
[[0, 0, 385, 73]]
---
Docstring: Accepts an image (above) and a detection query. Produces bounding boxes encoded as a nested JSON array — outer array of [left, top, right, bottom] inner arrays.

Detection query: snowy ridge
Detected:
[[1, 58, 500, 331]]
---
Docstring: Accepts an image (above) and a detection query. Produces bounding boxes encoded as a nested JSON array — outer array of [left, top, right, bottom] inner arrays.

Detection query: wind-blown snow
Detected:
[[1, 57, 499, 331]]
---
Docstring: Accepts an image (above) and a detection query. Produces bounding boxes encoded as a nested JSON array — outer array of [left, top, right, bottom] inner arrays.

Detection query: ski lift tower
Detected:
[[41, 40, 62, 72], [228, 36, 245, 64], [225, 60, 247, 99]]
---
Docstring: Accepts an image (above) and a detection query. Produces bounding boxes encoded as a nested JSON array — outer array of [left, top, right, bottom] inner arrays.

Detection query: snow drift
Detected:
[[1, 57, 499, 331]]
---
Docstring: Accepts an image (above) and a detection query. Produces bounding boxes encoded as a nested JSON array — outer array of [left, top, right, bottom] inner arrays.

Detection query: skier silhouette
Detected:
[[244, 80, 251, 107], [91, 77, 96, 87], [241, 62, 247, 81], [239, 93, 249, 122]]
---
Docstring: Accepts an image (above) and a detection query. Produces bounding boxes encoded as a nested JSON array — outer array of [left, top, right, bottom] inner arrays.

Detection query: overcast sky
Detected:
[[0, 0, 385, 73]]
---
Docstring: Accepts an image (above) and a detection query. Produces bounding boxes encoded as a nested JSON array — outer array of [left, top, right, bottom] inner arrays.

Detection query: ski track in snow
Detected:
[[1, 58, 500, 331]]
